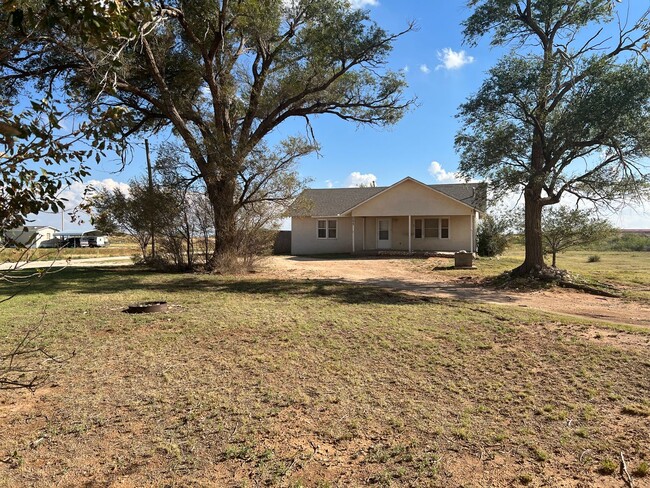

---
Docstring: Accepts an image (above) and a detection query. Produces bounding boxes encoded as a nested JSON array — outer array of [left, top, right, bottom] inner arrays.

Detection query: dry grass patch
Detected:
[[0, 268, 649, 486]]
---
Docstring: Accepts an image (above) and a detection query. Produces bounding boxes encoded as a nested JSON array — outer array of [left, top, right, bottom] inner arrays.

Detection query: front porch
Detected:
[[349, 215, 476, 254]]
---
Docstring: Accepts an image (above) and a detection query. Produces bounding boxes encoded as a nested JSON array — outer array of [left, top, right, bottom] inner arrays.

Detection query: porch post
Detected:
[[408, 215, 412, 253], [470, 212, 474, 253], [352, 217, 356, 254]]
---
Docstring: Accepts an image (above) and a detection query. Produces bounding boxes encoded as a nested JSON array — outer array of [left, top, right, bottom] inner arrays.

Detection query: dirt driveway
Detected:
[[263, 255, 650, 328]]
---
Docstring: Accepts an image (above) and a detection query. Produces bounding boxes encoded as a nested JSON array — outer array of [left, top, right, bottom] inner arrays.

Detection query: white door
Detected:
[[377, 218, 391, 249]]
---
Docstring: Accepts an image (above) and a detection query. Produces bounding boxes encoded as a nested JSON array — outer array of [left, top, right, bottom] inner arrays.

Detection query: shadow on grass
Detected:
[[0, 266, 442, 306]]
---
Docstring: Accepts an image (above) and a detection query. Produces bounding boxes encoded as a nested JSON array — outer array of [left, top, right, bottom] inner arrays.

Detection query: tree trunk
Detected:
[[512, 189, 547, 276], [512, 125, 550, 277], [552, 250, 557, 267], [206, 176, 239, 271]]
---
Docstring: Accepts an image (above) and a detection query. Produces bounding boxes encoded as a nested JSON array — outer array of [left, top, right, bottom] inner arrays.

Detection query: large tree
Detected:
[[6, 0, 411, 269], [456, 0, 650, 276]]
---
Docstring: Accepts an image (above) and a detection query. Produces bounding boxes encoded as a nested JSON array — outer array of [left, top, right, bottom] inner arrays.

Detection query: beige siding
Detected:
[[291, 217, 353, 255], [359, 216, 472, 252], [290, 179, 479, 255], [410, 215, 472, 252], [350, 179, 472, 216]]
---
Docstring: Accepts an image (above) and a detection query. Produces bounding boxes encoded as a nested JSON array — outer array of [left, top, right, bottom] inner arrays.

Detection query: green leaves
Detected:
[[542, 206, 615, 264]]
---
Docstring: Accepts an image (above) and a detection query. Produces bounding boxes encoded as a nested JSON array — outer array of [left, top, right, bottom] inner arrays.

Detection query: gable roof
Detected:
[[6, 225, 59, 233], [289, 178, 487, 217]]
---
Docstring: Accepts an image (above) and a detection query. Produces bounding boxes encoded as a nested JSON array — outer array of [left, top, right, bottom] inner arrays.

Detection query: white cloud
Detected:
[[345, 171, 377, 187], [59, 178, 130, 209], [435, 48, 475, 71], [27, 178, 130, 231], [428, 161, 462, 183], [349, 0, 379, 8], [324, 180, 334, 188], [419, 64, 431, 74], [283, 0, 377, 10], [402, 65, 409, 73]]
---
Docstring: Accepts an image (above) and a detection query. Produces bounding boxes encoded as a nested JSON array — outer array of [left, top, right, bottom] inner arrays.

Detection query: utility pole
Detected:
[[145, 139, 155, 259]]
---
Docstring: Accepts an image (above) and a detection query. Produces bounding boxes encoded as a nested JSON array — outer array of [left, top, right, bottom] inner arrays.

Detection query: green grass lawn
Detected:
[[1, 267, 649, 486]]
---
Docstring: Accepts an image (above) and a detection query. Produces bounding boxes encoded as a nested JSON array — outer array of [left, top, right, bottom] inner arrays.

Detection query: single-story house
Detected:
[[3, 226, 60, 249], [288, 177, 487, 255]]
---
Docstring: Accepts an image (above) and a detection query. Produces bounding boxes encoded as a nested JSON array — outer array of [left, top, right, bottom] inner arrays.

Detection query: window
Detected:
[[424, 218, 439, 238], [441, 218, 449, 239], [317, 219, 337, 239], [378, 220, 389, 240], [413, 217, 450, 239]]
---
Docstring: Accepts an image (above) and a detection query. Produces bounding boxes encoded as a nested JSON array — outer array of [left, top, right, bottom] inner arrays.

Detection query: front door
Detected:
[[377, 218, 391, 249]]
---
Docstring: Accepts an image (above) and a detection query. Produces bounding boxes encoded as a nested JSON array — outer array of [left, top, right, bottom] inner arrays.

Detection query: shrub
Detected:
[[633, 461, 649, 478], [587, 255, 601, 263], [477, 214, 514, 257], [598, 458, 617, 475]]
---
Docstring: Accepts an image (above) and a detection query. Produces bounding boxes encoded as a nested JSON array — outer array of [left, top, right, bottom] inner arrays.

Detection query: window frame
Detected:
[[317, 219, 338, 239], [414, 219, 423, 239], [440, 217, 450, 239], [412, 217, 450, 239], [424, 218, 439, 238]]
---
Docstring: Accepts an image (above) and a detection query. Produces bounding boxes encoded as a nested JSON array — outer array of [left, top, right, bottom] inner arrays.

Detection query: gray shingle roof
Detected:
[[289, 180, 487, 216]]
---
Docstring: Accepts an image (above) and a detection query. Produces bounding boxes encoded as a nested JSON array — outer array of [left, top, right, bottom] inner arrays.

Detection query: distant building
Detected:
[[54, 231, 110, 248], [3, 226, 60, 249]]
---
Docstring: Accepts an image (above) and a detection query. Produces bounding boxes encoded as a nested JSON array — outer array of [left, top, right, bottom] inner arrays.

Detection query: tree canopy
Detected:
[[0, 0, 145, 230], [456, 0, 650, 276], [541, 206, 614, 266], [4, 0, 412, 268]]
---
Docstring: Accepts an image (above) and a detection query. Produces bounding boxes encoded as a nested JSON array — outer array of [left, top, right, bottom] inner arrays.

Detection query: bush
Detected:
[[477, 214, 513, 257], [587, 255, 601, 263], [598, 458, 617, 475], [633, 461, 649, 478]]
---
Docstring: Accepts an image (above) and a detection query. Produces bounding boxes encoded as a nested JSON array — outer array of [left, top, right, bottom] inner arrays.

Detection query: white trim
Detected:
[[412, 216, 450, 240], [316, 219, 338, 240], [440, 217, 450, 240], [377, 218, 391, 249], [470, 212, 475, 252]]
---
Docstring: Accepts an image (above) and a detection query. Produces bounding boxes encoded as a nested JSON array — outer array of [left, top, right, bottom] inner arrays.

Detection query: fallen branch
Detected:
[[620, 452, 634, 488]]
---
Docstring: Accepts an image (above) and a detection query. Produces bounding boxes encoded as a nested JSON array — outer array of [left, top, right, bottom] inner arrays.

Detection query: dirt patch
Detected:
[[262, 256, 650, 328]]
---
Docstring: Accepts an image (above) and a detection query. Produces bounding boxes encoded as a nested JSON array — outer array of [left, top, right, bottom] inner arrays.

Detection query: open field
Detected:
[[1, 267, 649, 487], [0, 236, 140, 263], [459, 245, 650, 302]]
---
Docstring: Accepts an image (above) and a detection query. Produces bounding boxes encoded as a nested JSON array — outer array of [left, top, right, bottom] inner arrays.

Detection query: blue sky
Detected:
[[35, 0, 649, 230]]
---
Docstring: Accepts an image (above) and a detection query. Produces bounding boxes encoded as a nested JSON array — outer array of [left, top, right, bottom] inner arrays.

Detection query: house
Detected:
[[3, 226, 60, 249], [288, 177, 486, 255]]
